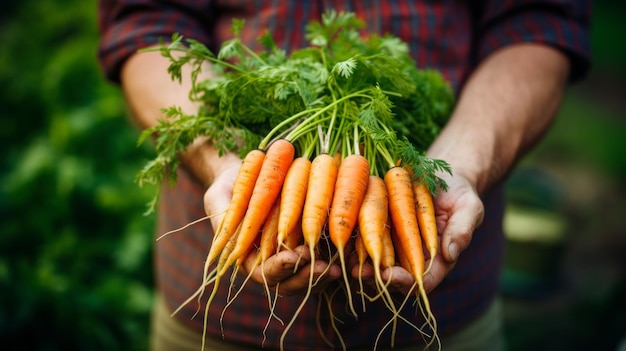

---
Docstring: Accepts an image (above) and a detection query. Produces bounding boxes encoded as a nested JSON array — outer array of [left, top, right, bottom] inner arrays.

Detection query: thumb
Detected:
[[440, 195, 483, 263], [203, 166, 239, 232]]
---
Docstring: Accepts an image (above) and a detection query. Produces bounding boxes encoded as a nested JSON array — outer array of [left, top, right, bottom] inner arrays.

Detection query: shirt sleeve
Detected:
[[475, 0, 592, 82], [97, 0, 215, 84]]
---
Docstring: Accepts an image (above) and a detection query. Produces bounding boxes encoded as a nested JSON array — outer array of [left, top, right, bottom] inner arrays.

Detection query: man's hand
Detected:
[[350, 171, 484, 295], [422, 171, 484, 292]]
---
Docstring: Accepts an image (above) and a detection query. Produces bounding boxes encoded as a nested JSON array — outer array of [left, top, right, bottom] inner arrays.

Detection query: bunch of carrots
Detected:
[[172, 116, 446, 350], [138, 10, 455, 351], [198, 137, 443, 351]]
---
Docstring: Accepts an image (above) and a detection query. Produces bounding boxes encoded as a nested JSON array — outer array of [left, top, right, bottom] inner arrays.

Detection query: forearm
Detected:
[[120, 50, 239, 186], [428, 43, 571, 195]]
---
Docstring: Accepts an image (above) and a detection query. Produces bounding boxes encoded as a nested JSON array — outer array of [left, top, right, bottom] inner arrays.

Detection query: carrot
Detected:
[[358, 175, 388, 272], [390, 222, 411, 275], [282, 217, 303, 251], [329, 153, 369, 318], [258, 198, 281, 262], [220, 197, 282, 342], [166, 148, 266, 315], [200, 223, 240, 351], [196, 139, 294, 351], [194, 148, 265, 300], [256, 197, 285, 345], [380, 215, 395, 270], [207, 149, 265, 264], [301, 153, 338, 248], [358, 174, 399, 345], [384, 166, 437, 343], [375, 221, 431, 347], [354, 232, 368, 265], [277, 156, 311, 251], [281, 152, 338, 351], [218, 139, 295, 276], [412, 178, 438, 275], [385, 166, 423, 281], [353, 231, 368, 312], [333, 151, 343, 166], [357, 175, 391, 302]]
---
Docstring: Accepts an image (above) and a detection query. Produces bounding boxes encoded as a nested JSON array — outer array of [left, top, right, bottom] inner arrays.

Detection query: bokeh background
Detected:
[[0, 1, 624, 350]]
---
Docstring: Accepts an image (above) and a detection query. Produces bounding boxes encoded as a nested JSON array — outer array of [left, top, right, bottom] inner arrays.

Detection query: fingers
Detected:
[[241, 245, 342, 296], [439, 192, 483, 264], [277, 259, 342, 295], [203, 165, 240, 232], [431, 171, 484, 269], [249, 246, 311, 285], [350, 264, 417, 296], [380, 266, 417, 295], [422, 256, 455, 293]]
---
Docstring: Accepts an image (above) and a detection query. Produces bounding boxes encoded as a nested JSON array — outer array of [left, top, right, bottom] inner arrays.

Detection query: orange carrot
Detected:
[[184, 149, 265, 330], [358, 175, 388, 271], [281, 216, 303, 252], [220, 197, 282, 337], [384, 166, 423, 281], [412, 178, 438, 275], [378, 222, 431, 349], [219, 139, 295, 275], [384, 166, 437, 343], [353, 231, 368, 312], [333, 151, 343, 166], [258, 197, 281, 263], [256, 198, 287, 343], [354, 232, 368, 269], [301, 153, 338, 248], [358, 175, 395, 307], [277, 156, 311, 251], [281, 152, 338, 351], [201, 140, 294, 351], [200, 223, 240, 351], [389, 222, 411, 275], [329, 153, 370, 318], [207, 148, 265, 266], [380, 215, 395, 270], [360, 175, 414, 349]]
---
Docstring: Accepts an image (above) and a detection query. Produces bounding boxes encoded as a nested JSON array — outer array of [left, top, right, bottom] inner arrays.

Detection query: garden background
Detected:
[[1, 1, 624, 350]]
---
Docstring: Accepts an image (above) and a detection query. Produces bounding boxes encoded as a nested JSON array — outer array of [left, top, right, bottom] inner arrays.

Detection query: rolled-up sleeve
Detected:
[[98, 0, 214, 84], [475, 0, 591, 82]]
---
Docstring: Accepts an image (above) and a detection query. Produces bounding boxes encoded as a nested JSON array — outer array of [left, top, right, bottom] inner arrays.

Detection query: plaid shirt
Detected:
[[98, 1, 590, 350]]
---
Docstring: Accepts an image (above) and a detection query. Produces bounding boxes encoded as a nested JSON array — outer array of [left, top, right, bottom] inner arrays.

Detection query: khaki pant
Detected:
[[150, 295, 504, 351]]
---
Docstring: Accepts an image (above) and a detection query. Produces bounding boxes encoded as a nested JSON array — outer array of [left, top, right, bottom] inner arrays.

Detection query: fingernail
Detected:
[[448, 243, 459, 261]]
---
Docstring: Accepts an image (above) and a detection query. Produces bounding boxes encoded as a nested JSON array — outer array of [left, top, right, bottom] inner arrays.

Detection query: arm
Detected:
[[99, 0, 230, 187], [120, 50, 240, 188], [383, 42, 571, 293], [432, 43, 570, 197]]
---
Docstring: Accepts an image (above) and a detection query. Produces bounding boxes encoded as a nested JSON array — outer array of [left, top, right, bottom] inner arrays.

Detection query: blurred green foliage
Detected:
[[588, 2, 626, 71], [0, 0, 155, 350], [501, 2, 626, 350]]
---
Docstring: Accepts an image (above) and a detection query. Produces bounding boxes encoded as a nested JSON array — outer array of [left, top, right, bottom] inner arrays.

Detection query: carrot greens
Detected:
[[136, 10, 453, 212]]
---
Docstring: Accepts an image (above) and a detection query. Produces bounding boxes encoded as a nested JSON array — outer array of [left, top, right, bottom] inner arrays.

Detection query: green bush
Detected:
[[0, 1, 155, 350]]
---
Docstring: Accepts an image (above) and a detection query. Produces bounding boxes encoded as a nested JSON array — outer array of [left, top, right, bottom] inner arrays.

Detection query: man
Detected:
[[98, 1, 590, 350]]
